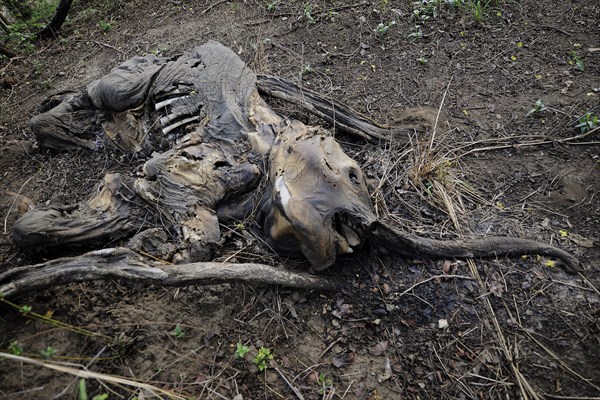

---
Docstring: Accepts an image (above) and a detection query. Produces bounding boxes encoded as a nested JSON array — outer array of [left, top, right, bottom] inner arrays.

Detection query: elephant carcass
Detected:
[[14, 41, 378, 270], [13, 41, 580, 274]]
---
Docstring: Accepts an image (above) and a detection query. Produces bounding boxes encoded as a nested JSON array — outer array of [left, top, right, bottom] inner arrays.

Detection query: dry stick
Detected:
[[3, 174, 35, 235], [522, 330, 600, 392], [273, 366, 305, 400], [578, 273, 600, 296], [318, 336, 343, 359], [426, 76, 453, 158], [457, 125, 600, 158], [340, 380, 355, 399], [201, 0, 228, 14], [395, 274, 473, 298], [0, 353, 186, 400]]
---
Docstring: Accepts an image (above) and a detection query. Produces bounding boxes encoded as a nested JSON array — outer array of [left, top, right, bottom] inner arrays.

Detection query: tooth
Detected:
[[336, 233, 353, 254], [341, 224, 361, 247]]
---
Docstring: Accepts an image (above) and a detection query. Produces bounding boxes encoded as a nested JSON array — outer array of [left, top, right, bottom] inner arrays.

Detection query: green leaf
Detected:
[[41, 346, 58, 359], [235, 342, 250, 358], [78, 379, 88, 400]]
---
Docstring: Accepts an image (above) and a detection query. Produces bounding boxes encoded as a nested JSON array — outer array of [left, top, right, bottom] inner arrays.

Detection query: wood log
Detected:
[[0, 248, 348, 299]]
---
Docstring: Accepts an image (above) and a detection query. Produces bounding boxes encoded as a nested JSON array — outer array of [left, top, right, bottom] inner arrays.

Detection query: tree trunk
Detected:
[[36, 0, 73, 40]]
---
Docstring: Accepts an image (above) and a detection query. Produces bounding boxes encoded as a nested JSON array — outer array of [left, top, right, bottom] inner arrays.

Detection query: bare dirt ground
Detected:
[[1, 1, 599, 399]]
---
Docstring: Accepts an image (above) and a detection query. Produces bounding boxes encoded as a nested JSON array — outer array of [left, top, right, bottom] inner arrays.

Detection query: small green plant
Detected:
[[301, 3, 315, 24], [78, 379, 109, 400], [375, 21, 396, 38], [41, 346, 58, 359], [317, 373, 333, 395], [417, 55, 428, 65], [568, 51, 585, 71], [575, 112, 598, 133], [98, 20, 112, 32], [32, 60, 44, 75], [408, 25, 423, 39], [265, 1, 279, 11], [446, 0, 461, 9], [254, 346, 273, 371], [464, 0, 492, 24], [172, 323, 185, 339], [301, 64, 313, 76], [19, 304, 32, 315], [527, 99, 547, 116], [412, 0, 439, 21], [8, 340, 23, 355], [325, 9, 339, 21], [235, 342, 250, 358]]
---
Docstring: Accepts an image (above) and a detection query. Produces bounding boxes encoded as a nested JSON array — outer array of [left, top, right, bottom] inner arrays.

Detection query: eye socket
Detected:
[[348, 169, 360, 185]]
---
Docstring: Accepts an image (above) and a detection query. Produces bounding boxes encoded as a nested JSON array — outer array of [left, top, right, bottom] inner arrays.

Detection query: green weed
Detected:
[[98, 20, 112, 32], [254, 346, 273, 371], [301, 3, 316, 24], [526, 99, 546, 117], [8, 340, 23, 355], [568, 51, 585, 71], [375, 21, 396, 38], [78, 379, 109, 400], [413, 0, 440, 21], [41, 346, 58, 359], [301, 64, 313, 76], [172, 323, 185, 339], [575, 112, 598, 133], [465, 0, 486, 24], [317, 373, 333, 395], [0, 296, 113, 341], [235, 342, 250, 358], [265, 1, 279, 11], [4, 0, 63, 51]]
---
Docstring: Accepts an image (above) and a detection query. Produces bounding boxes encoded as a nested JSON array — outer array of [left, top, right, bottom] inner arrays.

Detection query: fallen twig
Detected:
[[395, 274, 474, 298], [455, 125, 600, 159], [273, 366, 305, 400], [0, 352, 185, 399], [202, 0, 228, 14]]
